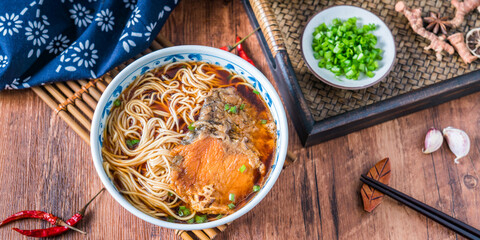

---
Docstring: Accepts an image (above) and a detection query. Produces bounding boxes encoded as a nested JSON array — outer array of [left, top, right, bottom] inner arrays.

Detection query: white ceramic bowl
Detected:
[[90, 45, 288, 230], [301, 5, 396, 90]]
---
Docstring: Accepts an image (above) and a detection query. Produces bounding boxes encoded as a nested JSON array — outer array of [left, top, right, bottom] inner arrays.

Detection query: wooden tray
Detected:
[[242, 0, 480, 146]]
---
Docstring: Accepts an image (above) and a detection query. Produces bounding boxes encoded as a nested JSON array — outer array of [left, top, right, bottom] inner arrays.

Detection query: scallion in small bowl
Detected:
[[301, 5, 396, 90], [311, 17, 382, 80]]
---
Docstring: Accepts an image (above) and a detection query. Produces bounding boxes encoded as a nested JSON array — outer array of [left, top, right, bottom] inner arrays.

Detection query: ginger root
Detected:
[[448, 33, 478, 63], [448, 0, 480, 28], [395, 1, 455, 61]]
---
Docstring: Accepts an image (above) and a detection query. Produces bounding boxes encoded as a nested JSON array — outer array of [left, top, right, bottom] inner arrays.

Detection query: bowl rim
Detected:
[[300, 5, 396, 90], [90, 45, 288, 231]]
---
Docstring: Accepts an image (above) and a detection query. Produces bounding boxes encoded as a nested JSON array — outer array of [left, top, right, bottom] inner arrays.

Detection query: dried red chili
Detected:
[[1, 211, 85, 235], [219, 46, 230, 51], [0, 211, 59, 226], [219, 26, 260, 53], [236, 36, 255, 66], [2, 188, 104, 238]]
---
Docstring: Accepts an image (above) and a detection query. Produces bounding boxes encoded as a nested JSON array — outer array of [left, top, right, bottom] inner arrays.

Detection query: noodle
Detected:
[[102, 62, 253, 221]]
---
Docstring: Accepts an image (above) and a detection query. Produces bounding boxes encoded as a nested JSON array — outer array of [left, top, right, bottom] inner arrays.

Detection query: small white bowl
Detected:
[[90, 45, 288, 231], [301, 5, 396, 90]]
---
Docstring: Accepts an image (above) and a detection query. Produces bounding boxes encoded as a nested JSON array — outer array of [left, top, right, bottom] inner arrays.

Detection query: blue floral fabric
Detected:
[[0, 0, 179, 90]]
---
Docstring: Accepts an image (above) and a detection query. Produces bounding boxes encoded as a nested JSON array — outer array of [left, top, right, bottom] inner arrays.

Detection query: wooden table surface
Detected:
[[1, 0, 479, 239]]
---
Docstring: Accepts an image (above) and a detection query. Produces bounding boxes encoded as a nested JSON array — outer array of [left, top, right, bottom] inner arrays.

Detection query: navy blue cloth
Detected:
[[0, 0, 179, 90]]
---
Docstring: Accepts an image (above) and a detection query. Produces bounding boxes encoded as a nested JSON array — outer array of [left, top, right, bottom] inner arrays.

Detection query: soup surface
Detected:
[[102, 61, 276, 223]]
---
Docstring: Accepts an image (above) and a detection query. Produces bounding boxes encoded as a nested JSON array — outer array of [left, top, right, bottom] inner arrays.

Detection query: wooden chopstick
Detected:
[[360, 175, 480, 239]]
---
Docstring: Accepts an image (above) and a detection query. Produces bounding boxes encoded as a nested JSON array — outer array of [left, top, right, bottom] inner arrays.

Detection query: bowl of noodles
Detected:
[[90, 45, 288, 230]]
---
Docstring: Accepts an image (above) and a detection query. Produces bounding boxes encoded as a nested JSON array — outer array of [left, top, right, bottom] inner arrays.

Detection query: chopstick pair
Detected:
[[360, 174, 480, 240]]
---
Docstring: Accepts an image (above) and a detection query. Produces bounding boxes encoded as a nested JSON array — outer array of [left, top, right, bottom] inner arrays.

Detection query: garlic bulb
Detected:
[[443, 127, 470, 164], [422, 127, 443, 154]]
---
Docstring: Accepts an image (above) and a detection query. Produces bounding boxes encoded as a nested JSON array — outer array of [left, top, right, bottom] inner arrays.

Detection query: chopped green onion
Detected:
[[195, 215, 207, 223], [239, 164, 246, 173], [260, 120, 267, 124], [224, 104, 230, 111], [253, 90, 259, 95], [216, 214, 224, 219], [114, 99, 121, 107], [228, 203, 236, 209], [253, 185, 260, 192], [311, 17, 382, 79], [188, 123, 195, 132], [228, 106, 237, 114], [167, 216, 175, 222], [187, 218, 195, 224], [229, 193, 235, 202], [239, 103, 245, 110], [178, 206, 191, 217], [126, 139, 140, 148]]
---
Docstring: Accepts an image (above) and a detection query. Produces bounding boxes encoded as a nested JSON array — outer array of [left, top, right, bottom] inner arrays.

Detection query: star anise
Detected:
[[424, 12, 451, 35]]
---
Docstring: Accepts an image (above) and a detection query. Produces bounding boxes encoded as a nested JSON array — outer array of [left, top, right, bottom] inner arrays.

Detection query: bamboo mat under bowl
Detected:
[[251, 0, 480, 121], [32, 34, 227, 240]]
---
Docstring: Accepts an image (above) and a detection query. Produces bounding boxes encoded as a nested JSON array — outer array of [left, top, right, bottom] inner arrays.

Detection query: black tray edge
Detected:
[[242, 0, 314, 144]]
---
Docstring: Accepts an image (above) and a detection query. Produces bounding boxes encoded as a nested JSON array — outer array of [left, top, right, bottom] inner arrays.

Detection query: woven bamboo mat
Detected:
[[257, 0, 480, 121], [31, 34, 227, 240]]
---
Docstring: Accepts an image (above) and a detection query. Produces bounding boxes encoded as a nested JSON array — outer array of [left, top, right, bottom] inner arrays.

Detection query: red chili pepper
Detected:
[[219, 26, 261, 53], [236, 36, 255, 66], [0, 211, 59, 226], [3, 188, 104, 238], [12, 212, 82, 237]]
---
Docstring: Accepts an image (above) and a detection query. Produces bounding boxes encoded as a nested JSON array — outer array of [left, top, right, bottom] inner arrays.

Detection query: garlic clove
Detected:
[[422, 127, 443, 154], [443, 127, 470, 164]]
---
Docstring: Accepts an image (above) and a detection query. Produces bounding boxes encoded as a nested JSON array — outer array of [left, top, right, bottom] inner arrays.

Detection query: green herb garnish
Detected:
[[239, 164, 246, 173], [167, 216, 175, 222], [178, 206, 186, 217], [229, 193, 235, 202], [195, 215, 207, 223], [114, 99, 121, 107], [228, 106, 237, 114], [178, 206, 191, 217], [224, 104, 230, 111], [216, 214, 223, 219], [168, 192, 173, 197], [126, 139, 140, 148], [239, 103, 245, 110], [187, 218, 195, 224], [260, 120, 267, 124], [253, 90, 259, 95], [228, 203, 236, 209], [311, 17, 382, 79], [188, 123, 195, 132], [253, 185, 260, 192]]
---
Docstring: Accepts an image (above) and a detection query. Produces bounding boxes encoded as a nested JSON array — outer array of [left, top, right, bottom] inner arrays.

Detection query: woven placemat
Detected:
[[32, 34, 226, 240], [267, 0, 479, 121]]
